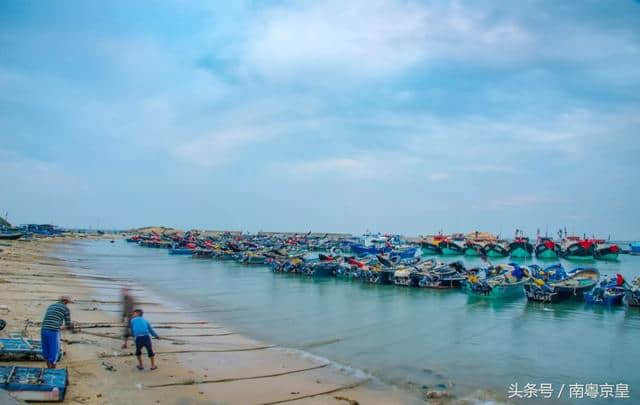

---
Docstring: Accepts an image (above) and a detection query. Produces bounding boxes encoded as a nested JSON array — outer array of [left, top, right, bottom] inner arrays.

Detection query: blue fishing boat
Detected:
[[0, 339, 45, 360], [0, 232, 23, 240], [462, 263, 529, 298], [630, 242, 640, 255], [625, 276, 640, 307], [350, 243, 391, 257], [390, 246, 418, 260], [241, 252, 267, 265], [168, 247, 195, 255], [524, 265, 600, 303], [584, 274, 626, 305], [0, 366, 67, 401], [192, 249, 214, 259], [417, 261, 466, 289]]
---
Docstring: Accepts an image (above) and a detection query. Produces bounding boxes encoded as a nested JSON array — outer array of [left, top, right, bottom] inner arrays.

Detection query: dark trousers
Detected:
[[135, 335, 155, 357]]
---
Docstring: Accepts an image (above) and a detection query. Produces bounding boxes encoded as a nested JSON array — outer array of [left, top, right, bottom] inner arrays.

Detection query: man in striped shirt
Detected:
[[41, 296, 74, 368]]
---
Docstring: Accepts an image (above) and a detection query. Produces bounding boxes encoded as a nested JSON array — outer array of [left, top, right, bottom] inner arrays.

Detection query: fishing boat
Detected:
[[440, 240, 464, 256], [508, 237, 533, 259], [462, 263, 529, 298], [360, 266, 394, 284], [630, 242, 640, 256], [584, 274, 626, 305], [390, 246, 418, 261], [125, 235, 141, 243], [561, 239, 595, 261], [593, 243, 620, 261], [169, 247, 195, 255], [393, 268, 413, 286], [192, 249, 214, 259], [417, 261, 466, 289], [463, 240, 484, 256], [139, 240, 172, 248], [0, 366, 67, 401], [168, 242, 197, 255], [420, 235, 446, 256], [0, 339, 45, 360], [625, 276, 640, 307], [535, 238, 560, 260], [481, 242, 509, 258], [350, 243, 391, 257], [241, 252, 267, 265], [524, 265, 599, 303], [420, 241, 442, 255], [0, 232, 23, 240]]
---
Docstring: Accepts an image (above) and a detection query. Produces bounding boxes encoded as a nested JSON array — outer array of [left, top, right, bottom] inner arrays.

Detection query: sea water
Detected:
[[55, 240, 640, 404]]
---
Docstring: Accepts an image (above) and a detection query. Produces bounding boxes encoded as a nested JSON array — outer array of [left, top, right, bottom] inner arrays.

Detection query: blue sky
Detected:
[[1, 1, 639, 238]]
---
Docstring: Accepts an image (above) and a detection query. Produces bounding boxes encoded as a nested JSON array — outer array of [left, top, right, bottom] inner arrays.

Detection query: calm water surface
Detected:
[[55, 240, 640, 403]]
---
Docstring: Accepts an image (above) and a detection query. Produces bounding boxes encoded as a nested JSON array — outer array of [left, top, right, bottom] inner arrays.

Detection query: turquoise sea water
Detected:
[[56, 240, 640, 403]]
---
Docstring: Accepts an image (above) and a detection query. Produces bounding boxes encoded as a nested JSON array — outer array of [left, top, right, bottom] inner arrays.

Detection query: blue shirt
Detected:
[[130, 316, 158, 338]]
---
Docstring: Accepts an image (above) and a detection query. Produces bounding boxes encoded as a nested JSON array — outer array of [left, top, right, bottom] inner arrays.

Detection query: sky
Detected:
[[1, 0, 639, 239]]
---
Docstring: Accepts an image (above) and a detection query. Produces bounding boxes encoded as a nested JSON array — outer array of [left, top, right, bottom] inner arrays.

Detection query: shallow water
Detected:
[[56, 240, 640, 404]]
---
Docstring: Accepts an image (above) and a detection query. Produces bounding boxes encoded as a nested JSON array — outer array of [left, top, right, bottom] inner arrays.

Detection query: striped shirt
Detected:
[[41, 302, 71, 331]]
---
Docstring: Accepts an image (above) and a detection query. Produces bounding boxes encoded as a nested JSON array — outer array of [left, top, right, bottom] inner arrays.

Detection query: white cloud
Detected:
[[172, 128, 264, 168], [427, 172, 450, 182], [487, 194, 552, 210], [242, 0, 531, 80], [0, 149, 86, 193]]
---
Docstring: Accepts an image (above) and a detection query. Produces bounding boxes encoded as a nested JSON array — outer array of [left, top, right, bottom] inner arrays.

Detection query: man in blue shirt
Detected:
[[130, 309, 160, 370]]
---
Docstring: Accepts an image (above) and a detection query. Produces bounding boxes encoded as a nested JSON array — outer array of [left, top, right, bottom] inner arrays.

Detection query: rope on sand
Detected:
[[77, 330, 234, 341], [259, 380, 369, 404], [146, 363, 329, 388], [97, 346, 276, 358], [30, 321, 208, 327]]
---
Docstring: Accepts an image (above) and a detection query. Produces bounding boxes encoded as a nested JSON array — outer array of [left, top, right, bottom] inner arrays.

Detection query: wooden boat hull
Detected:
[[0, 233, 23, 240], [562, 242, 595, 261], [0, 367, 67, 402], [192, 250, 214, 259], [625, 290, 640, 307], [525, 268, 599, 302], [585, 291, 625, 306], [482, 243, 509, 258], [463, 280, 525, 299], [0, 339, 45, 360], [509, 242, 533, 259], [361, 270, 394, 284], [168, 248, 195, 255], [594, 246, 620, 261], [242, 256, 267, 265], [440, 242, 463, 256], [421, 244, 442, 255], [535, 247, 558, 260], [524, 284, 570, 303], [463, 244, 483, 256]]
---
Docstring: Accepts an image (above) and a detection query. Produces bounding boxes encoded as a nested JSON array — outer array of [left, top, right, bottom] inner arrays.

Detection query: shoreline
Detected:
[[1, 237, 425, 404]]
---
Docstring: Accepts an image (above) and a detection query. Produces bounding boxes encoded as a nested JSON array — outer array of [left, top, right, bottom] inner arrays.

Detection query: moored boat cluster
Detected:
[[420, 232, 623, 261], [125, 229, 640, 307]]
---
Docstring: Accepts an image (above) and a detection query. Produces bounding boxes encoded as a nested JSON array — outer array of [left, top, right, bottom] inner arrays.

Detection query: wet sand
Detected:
[[0, 237, 424, 405]]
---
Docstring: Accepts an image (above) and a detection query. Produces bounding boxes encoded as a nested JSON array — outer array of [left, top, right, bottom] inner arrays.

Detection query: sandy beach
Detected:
[[0, 237, 424, 405]]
